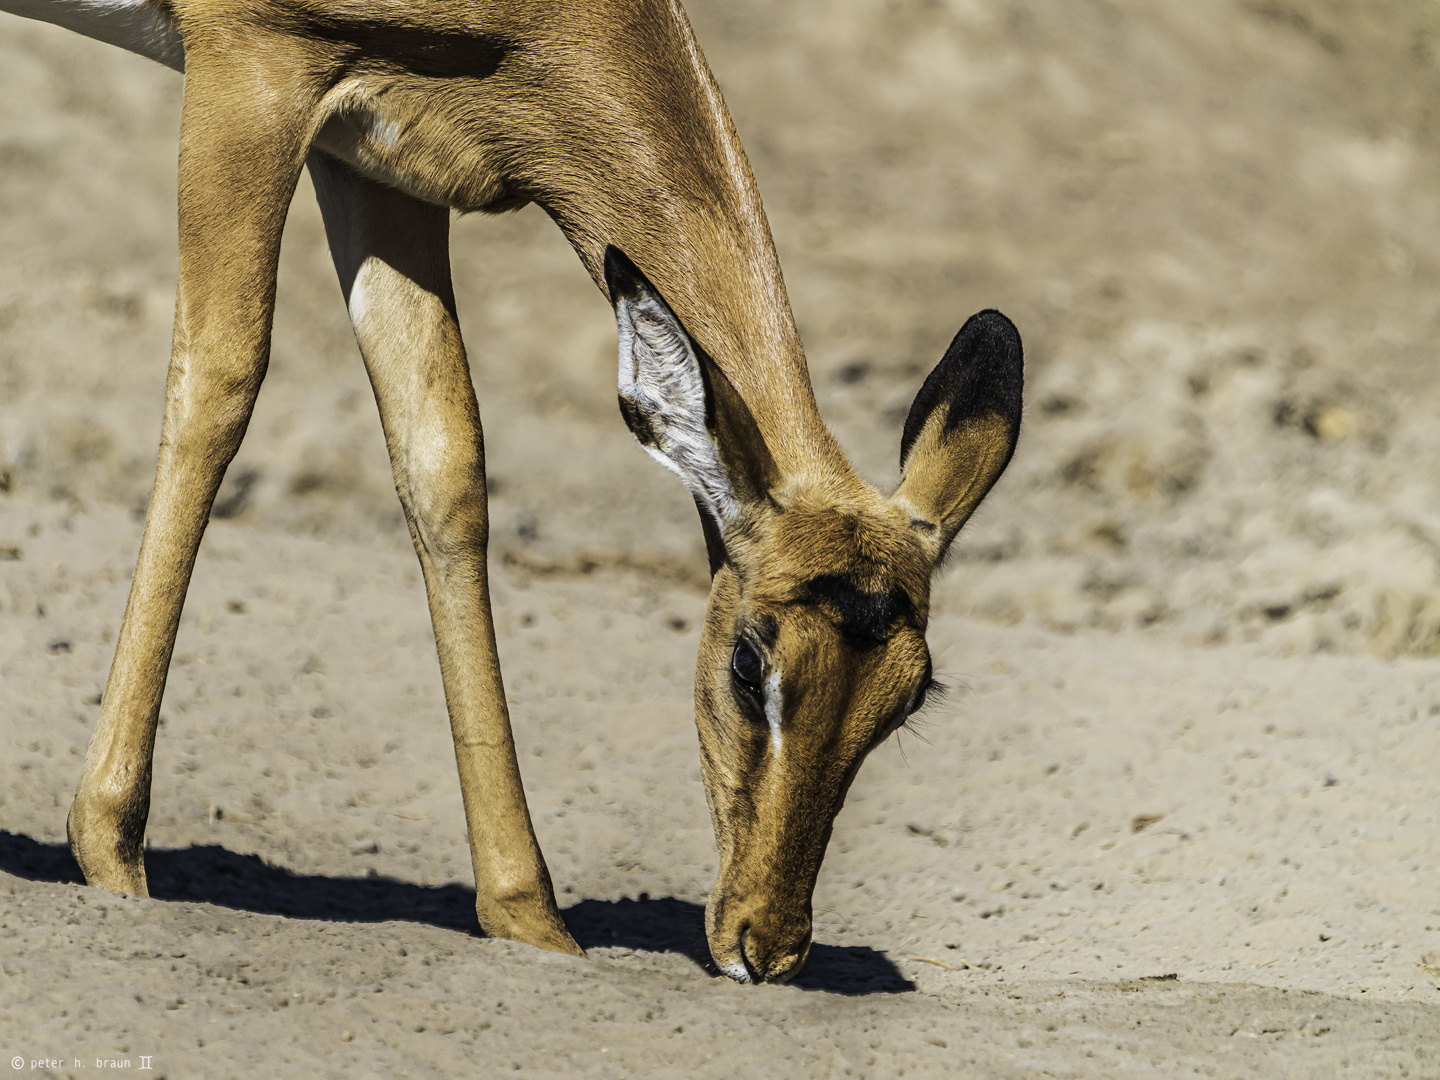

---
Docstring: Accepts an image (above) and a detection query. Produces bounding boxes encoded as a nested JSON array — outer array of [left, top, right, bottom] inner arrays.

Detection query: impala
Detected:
[[2, 0, 1023, 983]]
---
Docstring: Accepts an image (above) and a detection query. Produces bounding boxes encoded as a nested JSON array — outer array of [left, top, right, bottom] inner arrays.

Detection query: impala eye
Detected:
[[731, 638, 764, 700], [907, 682, 931, 716], [907, 657, 936, 715]]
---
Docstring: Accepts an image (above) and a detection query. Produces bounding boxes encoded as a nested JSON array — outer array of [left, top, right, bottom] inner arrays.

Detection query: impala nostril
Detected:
[[738, 924, 760, 984]]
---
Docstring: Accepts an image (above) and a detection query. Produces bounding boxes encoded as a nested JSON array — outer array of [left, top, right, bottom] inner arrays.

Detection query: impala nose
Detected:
[[708, 885, 815, 983], [735, 920, 812, 984]]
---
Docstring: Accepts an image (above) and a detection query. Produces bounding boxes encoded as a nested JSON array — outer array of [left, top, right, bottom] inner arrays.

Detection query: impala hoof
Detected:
[[66, 796, 150, 898], [476, 895, 586, 958]]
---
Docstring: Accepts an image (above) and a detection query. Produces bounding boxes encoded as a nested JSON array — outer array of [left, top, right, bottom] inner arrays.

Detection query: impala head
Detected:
[[606, 247, 1022, 984]]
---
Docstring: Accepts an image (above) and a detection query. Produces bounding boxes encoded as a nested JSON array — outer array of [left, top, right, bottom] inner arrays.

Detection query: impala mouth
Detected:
[[718, 959, 753, 984], [727, 925, 758, 984]]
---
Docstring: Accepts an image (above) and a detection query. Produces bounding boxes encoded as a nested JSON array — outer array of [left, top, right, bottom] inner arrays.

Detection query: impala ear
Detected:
[[606, 246, 779, 540], [892, 309, 1023, 565]]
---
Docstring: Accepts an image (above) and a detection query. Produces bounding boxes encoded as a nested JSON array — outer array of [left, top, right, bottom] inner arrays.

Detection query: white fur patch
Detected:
[[366, 113, 403, 150], [616, 293, 736, 523], [719, 958, 751, 984], [406, 408, 452, 484], [764, 670, 783, 756], [1, 0, 184, 70], [347, 259, 375, 329]]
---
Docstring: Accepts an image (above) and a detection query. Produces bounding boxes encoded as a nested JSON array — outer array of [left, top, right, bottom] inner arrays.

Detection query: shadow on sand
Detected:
[[564, 894, 913, 994], [0, 831, 912, 995]]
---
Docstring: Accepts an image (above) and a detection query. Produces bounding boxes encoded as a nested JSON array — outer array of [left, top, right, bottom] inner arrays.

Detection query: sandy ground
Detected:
[[3, 0, 1440, 1076]]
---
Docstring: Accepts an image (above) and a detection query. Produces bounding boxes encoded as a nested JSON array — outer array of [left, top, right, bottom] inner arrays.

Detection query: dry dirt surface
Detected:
[[3, 0, 1440, 1076]]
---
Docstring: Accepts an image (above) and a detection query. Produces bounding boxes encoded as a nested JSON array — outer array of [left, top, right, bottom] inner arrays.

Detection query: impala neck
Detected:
[[517, 5, 853, 485]]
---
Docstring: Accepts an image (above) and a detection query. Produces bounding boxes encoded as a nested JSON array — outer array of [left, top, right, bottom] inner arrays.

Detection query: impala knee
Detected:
[[160, 361, 267, 470], [396, 453, 490, 561]]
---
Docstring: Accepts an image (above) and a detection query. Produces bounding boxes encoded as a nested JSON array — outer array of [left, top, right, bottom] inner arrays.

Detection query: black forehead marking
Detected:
[[802, 574, 917, 649], [749, 612, 780, 651]]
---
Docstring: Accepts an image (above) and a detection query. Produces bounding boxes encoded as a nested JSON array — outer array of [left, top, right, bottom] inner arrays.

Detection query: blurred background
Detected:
[[3, 0, 1440, 657]]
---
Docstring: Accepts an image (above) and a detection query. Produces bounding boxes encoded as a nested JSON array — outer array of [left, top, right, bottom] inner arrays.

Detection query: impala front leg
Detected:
[[67, 46, 318, 895], [308, 153, 581, 956]]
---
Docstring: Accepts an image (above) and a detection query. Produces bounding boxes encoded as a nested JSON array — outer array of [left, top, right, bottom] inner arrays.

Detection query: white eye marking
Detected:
[[764, 670, 783, 756]]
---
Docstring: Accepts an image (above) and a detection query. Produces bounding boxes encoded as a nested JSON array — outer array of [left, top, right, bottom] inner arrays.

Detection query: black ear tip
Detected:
[[899, 307, 1024, 469], [945, 307, 1024, 406], [604, 245, 646, 304], [957, 308, 1023, 362]]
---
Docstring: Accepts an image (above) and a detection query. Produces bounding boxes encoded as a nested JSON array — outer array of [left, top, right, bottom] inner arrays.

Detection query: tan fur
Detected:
[[893, 411, 1017, 562], [22, 0, 1020, 982]]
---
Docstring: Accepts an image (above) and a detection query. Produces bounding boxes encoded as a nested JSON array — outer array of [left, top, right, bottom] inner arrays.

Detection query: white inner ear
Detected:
[[617, 293, 738, 523]]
